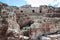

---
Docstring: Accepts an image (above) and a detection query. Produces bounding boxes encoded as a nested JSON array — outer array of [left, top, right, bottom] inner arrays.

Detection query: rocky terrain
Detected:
[[0, 2, 60, 40]]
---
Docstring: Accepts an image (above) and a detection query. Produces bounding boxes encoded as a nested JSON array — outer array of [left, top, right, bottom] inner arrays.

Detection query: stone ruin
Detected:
[[1, 2, 60, 40]]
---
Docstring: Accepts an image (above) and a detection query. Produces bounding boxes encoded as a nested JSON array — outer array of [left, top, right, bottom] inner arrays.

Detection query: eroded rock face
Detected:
[[6, 14, 20, 40], [6, 20, 20, 39], [0, 13, 20, 40]]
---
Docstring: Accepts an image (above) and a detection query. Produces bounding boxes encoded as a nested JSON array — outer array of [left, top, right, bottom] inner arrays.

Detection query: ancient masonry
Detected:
[[1, 2, 60, 40]]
